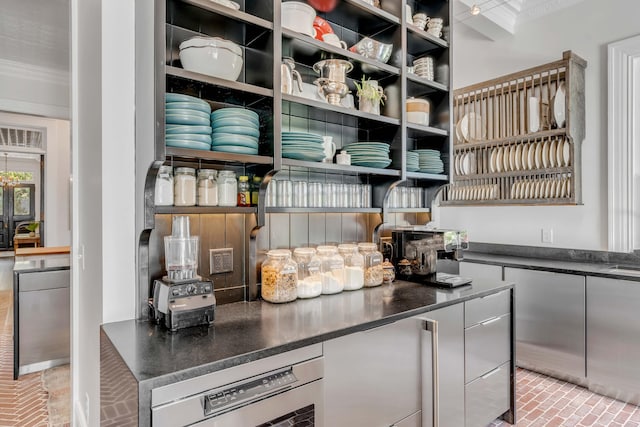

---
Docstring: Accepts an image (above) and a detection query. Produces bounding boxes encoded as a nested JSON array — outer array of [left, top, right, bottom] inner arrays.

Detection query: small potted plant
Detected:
[[26, 222, 39, 237], [355, 76, 386, 115]]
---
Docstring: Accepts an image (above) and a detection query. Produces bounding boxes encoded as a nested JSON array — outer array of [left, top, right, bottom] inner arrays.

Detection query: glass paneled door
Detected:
[[0, 184, 36, 250]]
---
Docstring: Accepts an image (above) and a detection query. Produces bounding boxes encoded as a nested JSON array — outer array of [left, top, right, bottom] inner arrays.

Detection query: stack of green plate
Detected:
[[411, 149, 444, 174], [211, 108, 260, 155], [282, 132, 325, 162], [165, 93, 212, 151], [407, 151, 420, 171], [343, 142, 392, 169]]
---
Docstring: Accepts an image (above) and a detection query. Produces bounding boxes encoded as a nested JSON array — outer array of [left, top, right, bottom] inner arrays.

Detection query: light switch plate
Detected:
[[210, 248, 233, 274]]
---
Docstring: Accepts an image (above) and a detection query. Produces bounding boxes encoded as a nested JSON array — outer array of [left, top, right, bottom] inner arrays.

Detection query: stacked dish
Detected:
[[407, 151, 420, 171], [410, 149, 444, 174], [211, 108, 260, 155], [343, 142, 392, 168], [165, 93, 212, 151], [281, 132, 325, 161], [179, 37, 243, 81]]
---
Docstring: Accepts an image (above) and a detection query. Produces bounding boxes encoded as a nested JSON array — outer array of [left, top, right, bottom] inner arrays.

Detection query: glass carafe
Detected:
[[293, 247, 322, 299], [358, 242, 384, 287], [316, 245, 345, 294], [338, 244, 364, 291], [261, 249, 298, 303]]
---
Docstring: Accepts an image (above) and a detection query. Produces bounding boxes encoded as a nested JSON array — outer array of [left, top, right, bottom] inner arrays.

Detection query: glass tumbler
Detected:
[[308, 182, 323, 207], [292, 181, 308, 207], [276, 179, 292, 207]]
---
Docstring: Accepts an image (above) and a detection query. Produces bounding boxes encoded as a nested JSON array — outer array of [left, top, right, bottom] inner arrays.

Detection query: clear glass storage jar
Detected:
[[293, 247, 322, 299], [316, 245, 345, 294], [174, 167, 196, 206], [261, 249, 298, 303], [338, 244, 364, 290], [358, 242, 384, 287], [197, 169, 218, 206], [154, 165, 174, 206], [217, 170, 238, 207]]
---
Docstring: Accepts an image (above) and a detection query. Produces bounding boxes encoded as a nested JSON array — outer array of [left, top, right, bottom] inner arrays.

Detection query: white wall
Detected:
[[434, 0, 640, 251], [0, 111, 71, 246]]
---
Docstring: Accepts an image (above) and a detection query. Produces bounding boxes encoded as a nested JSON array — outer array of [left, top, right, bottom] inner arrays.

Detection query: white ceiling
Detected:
[[0, 0, 70, 71], [453, 0, 587, 40]]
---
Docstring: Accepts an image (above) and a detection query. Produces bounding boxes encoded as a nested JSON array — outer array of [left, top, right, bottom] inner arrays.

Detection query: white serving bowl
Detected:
[[179, 37, 243, 81], [282, 2, 316, 37]]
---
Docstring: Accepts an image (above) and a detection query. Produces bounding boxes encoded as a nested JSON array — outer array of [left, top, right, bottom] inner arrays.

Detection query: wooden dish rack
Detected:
[[441, 51, 586, 206]]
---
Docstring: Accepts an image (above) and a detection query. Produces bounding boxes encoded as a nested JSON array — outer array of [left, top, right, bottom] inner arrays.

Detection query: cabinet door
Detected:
[[504, 268, 585, 379], [587, 276, 640, 395], [459, 262, 503, 283], [324, 317, 422, 427]]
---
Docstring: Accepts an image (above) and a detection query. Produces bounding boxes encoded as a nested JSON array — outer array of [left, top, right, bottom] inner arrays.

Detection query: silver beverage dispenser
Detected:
[[151, 216, 215, 331]]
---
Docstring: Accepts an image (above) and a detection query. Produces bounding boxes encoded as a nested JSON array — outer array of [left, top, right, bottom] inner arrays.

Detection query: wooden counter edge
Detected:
[[15, 246, 71, 256]]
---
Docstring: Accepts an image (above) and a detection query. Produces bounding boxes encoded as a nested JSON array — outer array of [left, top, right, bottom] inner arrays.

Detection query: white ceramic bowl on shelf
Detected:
[[179, 37, 243, 81], [282, 2, 316, 37]]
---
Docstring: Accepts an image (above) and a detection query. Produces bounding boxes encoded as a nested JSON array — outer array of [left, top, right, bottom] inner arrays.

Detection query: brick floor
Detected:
[[490, 368, 640, 427]]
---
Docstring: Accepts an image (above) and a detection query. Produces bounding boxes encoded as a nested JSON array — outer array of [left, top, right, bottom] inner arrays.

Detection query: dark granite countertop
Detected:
[[463, 252, 640, 281], [13, 254, 70, 273], [101, 278, 512, 390]]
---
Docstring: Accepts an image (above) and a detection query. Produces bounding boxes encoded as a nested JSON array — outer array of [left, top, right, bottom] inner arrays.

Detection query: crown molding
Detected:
[[0, 58, 69, 87]]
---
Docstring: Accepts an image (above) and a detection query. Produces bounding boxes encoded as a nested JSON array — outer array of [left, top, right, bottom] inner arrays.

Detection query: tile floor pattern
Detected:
[[491, 368, 640, 427]]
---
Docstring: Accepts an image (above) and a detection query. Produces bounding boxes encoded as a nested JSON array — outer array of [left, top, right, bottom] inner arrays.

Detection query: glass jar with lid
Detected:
[[293, 247, 322, 299], [316, 245, 345, 294], [217, 170, 238, 207], [237, 175, 250, 207], [197, 169, 218, 206], [358, 242, 384, 287], [338, 244, 364, 290], [174, 167, 196, 206], [154, 165, 174, 206], [261, 249, 298, 303]]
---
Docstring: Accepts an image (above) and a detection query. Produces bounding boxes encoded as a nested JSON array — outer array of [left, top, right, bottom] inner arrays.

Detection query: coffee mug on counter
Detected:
[[322, 33, 348, 49]]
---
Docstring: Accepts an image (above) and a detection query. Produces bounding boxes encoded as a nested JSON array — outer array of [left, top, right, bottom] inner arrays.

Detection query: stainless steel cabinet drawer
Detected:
[[465, 362, 510, 427], [465, 314, 510, 382], [465, 290, 510, 328]]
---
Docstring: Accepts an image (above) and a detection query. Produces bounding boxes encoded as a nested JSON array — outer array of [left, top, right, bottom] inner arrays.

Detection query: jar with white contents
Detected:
[[174, 167, 196, 206], [154, 165, 174, 206], [217, 170, 237, 207], [358, 242, 384, 287], [316, 245, 345, 294], [197, 169, 218, 206], [293, 247, 322, 299], [337, 244, 364, 290]]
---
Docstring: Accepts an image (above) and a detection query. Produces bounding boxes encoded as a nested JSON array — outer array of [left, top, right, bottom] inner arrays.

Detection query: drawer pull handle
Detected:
[[480, 316, 501, 326], [481, 367, 501, 380]]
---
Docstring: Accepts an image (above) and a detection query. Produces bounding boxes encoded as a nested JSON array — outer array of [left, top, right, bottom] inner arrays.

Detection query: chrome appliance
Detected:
[[151, 216, 215, 331], [391, 226, 472, 287]]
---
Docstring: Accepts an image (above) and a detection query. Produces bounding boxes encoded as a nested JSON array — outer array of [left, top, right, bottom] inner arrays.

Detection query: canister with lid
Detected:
[[293, 247, 322, 299], [358, 242, 384, 287], [316, 245, 345, 294], [217, 170, 238, 207], [337, 244, 364, 290], [174, 167, 197, 206], [197, 169, 218, 206], [154, 165, 174, 206], [261, 249, 298, 303], [237, 175, 250, 207]]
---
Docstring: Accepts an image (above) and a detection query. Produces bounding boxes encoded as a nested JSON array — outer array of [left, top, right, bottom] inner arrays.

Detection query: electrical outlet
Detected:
[[541, 228, 554, 243], [210, 248, 234, 274]]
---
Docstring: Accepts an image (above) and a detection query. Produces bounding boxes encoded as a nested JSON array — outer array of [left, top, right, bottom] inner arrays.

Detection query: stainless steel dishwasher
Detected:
[[14, 268, 70, 379]]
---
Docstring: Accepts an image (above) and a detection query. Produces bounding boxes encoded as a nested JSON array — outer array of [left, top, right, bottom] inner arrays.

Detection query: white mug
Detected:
[[322, 136, 337, 162], [322, 33, 348, 49]]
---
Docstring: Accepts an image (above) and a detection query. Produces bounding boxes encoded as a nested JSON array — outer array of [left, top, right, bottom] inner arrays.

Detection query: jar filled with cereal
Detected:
[[261, 249, 298, 303], [316, 245, 345, 294], [358, 242, 384, 287], [293, 247, 322, 299], [337, 244, 364, 291]]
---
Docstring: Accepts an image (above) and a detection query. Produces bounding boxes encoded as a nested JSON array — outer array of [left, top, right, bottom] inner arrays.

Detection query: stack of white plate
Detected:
[[343, 142, 392, 169], [282, 132, 325, 161], [407, 151, 420, 171], [410, 149, 444, 174], [211, 108, 260, 155], [165, 93, 212, 151]]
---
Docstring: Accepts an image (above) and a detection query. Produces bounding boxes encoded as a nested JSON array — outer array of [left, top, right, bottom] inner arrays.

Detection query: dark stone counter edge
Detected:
[[463, 254, 640, 282], [103, 282, 514, 391], [13, 265, 70, 273]]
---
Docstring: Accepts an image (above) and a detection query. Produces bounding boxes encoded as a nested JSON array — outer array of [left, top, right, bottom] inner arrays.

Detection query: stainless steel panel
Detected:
[[200, 214, 226, 285], [323, 317, 421, 427], [418, 304, 465, 427], [18, 270, 69, 291], [465, 314, 510, 382], [587, 276, 640, 402], [464, 289, 510, 327], [504, 267, 586, 379], [324, 213, 342, 245], [308, 213, 326, 246], [340, 213, 357, 243], [225, 214, 244, 286], [19, 286, 70, 370], [465, 362, 510, 427], [459, 262, 503, 284], [269, 213, 290, 249], [394, 410, 421, 427], [289, 213, 309, 248], [355, 213, 369, 243]]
